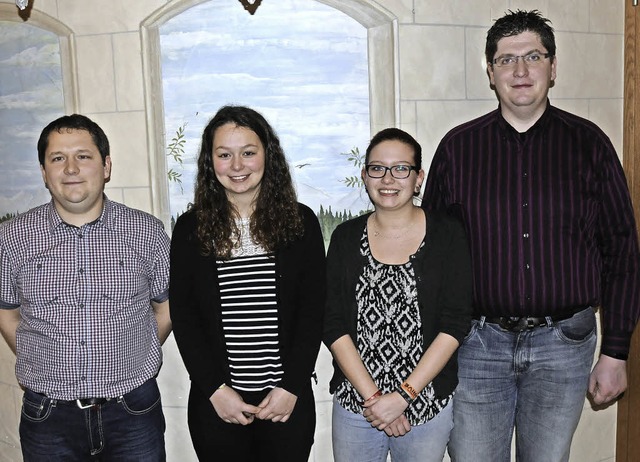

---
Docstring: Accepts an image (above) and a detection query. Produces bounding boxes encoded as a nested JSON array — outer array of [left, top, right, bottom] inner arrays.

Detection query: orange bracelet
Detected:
[[365, 390, 382, 402], [401, 381, 419, 400]]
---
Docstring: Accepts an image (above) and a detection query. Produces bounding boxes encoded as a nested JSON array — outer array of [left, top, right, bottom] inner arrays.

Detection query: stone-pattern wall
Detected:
[[0, 1, 623, 461]]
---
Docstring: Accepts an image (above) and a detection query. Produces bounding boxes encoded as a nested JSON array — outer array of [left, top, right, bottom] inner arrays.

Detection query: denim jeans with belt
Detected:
[[448, 307, 597, 462], [19, 378, 166, 461]]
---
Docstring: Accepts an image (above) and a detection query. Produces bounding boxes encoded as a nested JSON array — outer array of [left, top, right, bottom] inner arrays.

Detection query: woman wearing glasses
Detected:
[[324, 128, 472, 461]]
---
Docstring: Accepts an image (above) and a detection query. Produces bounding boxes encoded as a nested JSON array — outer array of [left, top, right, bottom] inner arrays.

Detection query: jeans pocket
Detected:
[[462, 320, 480, 344], [119, 380, 162, 416], [21, 390, 54, 423], [554, 309, 596, 344]]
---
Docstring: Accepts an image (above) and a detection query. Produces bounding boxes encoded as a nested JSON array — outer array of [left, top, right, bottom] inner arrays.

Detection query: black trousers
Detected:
[[187, 383, 316, 462]]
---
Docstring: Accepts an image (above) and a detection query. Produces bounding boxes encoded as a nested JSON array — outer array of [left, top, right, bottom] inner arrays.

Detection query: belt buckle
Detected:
[[499, 317, 528, 332], [75, 398, 107, 409]]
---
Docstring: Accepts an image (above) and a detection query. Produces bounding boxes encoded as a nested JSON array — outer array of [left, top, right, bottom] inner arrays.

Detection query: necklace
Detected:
[[370, 214, 413, 239]]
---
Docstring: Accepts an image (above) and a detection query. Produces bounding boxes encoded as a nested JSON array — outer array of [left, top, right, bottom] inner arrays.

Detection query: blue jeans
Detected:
[[448, 307, 597, 462], [20, 378, 166, 461], [332, 396, 453, 462]]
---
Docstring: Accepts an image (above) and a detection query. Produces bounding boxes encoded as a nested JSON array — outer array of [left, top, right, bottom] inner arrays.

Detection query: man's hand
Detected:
[[589, 355, 627, 405]]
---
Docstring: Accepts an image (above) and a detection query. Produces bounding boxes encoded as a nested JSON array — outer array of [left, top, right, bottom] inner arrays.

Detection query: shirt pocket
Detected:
[[17, 255, 71, 315], [98, 253, 150, 311]]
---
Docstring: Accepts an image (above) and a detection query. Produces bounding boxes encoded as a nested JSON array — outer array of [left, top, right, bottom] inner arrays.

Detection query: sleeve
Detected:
[[149, 219, 170, 303], [436, 214, 473, 343], [596, 137, 640, 357], [322, 222, 352, 349], [278, 206, 327, 396], [0, 227, 20, 309], [169, 213, 226, 397], [422, 140, 450, 213]]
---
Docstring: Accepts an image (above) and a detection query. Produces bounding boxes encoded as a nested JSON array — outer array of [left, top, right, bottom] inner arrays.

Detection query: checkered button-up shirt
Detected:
[[0, 198, 170, 400]]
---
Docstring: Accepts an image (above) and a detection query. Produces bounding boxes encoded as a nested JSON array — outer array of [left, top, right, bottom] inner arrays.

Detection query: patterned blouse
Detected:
[[335, 226, 451, 425]]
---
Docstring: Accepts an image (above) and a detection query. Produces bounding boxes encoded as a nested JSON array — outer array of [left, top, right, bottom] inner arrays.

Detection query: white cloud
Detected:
[[0, 43, 61, 66], [0, 84, 63, 110]]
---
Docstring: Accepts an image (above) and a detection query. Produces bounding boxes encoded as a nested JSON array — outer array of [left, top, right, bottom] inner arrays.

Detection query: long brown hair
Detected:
[[192, 105, 303, 258]]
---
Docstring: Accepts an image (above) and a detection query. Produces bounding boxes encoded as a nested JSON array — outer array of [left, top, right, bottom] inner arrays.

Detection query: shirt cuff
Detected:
[[600, 329, 632, 358]]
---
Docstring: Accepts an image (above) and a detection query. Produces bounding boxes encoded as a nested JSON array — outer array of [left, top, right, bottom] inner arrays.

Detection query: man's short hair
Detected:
[[37, 114, 110, 166], [485, 10, 555, 64]]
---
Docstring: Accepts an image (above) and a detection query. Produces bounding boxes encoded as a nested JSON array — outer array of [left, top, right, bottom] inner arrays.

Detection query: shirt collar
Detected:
[[496, 99, 552, 138], [45, 194, 112, 233]]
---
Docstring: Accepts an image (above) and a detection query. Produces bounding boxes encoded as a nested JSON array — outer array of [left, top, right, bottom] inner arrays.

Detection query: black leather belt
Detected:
[[29, 389, 114, 409], [73, 397, 111, 409], [40, 395, 113, 409], [476, 307, 587, 332], [52, 397, 112, 409]]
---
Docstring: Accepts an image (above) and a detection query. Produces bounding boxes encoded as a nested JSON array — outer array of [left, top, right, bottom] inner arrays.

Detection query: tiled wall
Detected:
[[0, 1, 623, 461]]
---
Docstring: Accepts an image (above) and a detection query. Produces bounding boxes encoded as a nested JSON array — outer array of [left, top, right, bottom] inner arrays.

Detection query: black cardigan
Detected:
[[323, 209, 472, 398], [170, 204, 326, 399]]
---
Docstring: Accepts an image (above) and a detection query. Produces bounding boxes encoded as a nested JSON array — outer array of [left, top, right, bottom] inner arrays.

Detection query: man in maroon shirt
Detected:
[[423, 10, 640, 462]]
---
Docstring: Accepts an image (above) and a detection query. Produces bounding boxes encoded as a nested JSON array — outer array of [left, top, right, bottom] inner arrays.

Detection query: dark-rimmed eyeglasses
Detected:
[[492, 52, 553, 68], [365, 164, 418, 179]]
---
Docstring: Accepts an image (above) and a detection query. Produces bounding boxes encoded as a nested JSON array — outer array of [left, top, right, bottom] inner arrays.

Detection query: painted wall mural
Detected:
[[0, 21, 64, 223], [160, 0, 372, 238], [0, 0, 372, 241]]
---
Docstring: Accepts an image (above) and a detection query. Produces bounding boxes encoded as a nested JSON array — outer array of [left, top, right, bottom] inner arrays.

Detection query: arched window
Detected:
[[0, 6, 74, 222], [142, 0, 396, 230]]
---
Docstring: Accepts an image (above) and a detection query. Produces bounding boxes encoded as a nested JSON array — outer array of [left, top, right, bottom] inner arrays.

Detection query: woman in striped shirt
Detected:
[[170, 105, 326, 461]]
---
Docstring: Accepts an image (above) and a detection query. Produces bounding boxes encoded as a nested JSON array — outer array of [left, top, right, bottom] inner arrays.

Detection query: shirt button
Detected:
[[523, 172, 528, 177], [522, 202, 528, 208], [77, 233, 83, 239], [80, 340, 85, 346], [525, 264, 530, 269], [81, 376, 86, 381], [79, 268, 84, 274], [79, 303, 85, 309], [523, 233, 529, 238]]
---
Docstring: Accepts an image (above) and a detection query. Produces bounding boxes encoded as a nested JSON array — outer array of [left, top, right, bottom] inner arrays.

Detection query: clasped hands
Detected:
[[210, 386, 297, 426], [363, 391, 412, 437]]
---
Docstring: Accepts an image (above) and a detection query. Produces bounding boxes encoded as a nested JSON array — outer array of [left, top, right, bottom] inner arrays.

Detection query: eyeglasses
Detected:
[[365, 164, 418, 179], [492, 52, 553, 68]]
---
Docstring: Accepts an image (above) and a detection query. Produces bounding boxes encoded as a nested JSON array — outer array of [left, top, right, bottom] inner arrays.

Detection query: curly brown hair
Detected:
[[192, 105, 303, 258]]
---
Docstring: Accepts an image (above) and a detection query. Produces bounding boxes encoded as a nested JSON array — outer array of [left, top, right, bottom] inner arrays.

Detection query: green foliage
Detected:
[[340, 147, 364, 190], [316, 204, 368, 248], [0, 212, 18, 224], [167, 123, 187, 193]]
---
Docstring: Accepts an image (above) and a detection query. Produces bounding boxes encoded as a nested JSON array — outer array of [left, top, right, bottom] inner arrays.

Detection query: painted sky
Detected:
[[0, 22, 64, 216], [160, 0, 372, 217]]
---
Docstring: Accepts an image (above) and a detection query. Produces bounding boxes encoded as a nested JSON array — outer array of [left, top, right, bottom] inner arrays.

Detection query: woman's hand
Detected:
[[209, 386, 262, 425], [256, 387, 298, 423], [384, 414, 411, 437], [362, 392, 408, 431]]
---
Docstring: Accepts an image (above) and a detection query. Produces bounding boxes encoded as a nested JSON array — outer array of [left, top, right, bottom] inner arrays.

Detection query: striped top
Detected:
[[423, 104, 640, 356], [217, 219, 282, 391]]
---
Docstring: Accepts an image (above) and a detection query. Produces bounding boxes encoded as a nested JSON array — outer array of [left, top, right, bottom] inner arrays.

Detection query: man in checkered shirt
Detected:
[[0, 114, 171, 461]]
